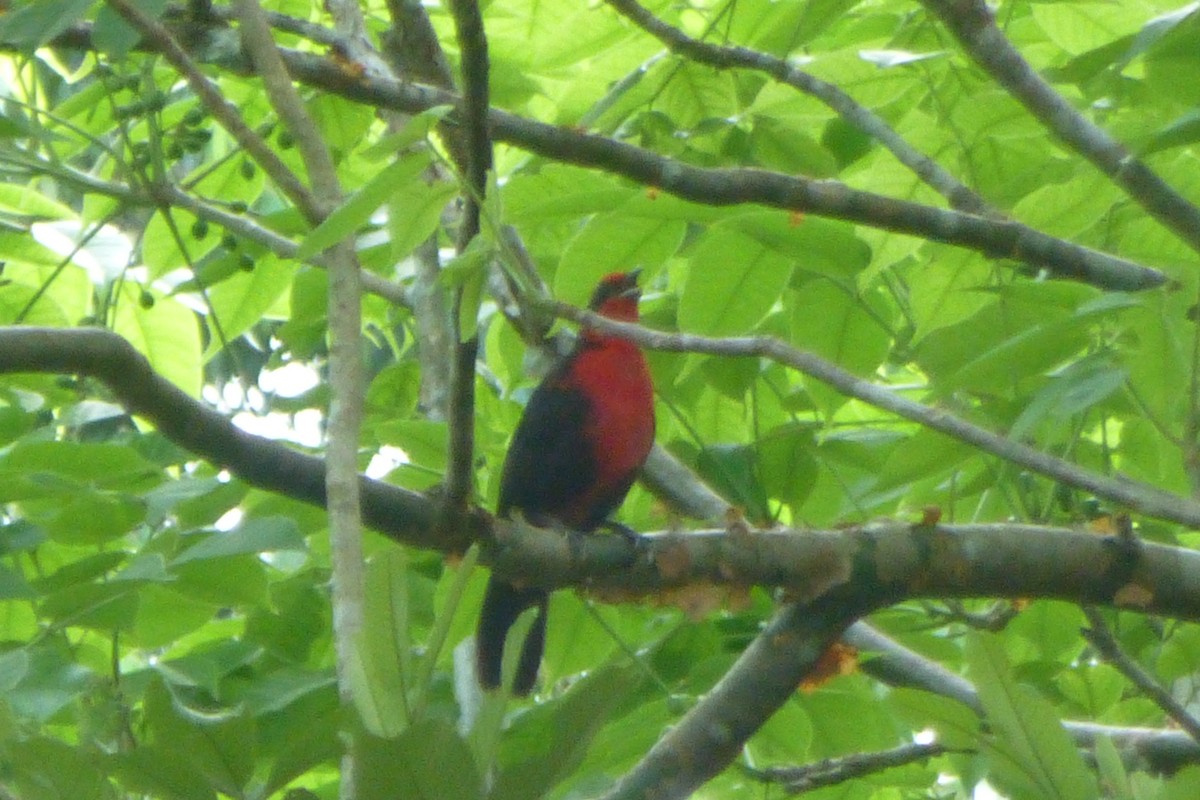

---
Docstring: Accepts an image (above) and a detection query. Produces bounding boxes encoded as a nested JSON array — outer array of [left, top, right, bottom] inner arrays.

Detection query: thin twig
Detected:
[[148, 181, 409, 305], [604, 0, 990, 214], [745, 741, 951, 794], [1083, 607, 1200, 744], [846, 623, 1200, 772]]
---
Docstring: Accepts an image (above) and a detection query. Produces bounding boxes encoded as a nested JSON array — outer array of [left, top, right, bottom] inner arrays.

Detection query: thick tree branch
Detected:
[[0, 328, 467, 550], [603, 0, 991, 215], [922, 0, 1200, 258], [8, 330, 1200, 621], [549, 303, 1200, 530], [601, 595, 861, 800]]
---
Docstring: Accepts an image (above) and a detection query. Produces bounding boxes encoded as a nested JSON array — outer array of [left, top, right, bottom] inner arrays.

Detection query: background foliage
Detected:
[[0, 0, 1200, 798]]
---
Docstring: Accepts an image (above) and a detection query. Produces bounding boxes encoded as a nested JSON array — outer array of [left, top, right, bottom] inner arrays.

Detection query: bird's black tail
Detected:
[[476, 577, 548, 695]]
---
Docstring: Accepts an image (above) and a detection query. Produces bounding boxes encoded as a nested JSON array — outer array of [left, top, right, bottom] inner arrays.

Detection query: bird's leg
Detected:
[[600, 519, 642, 546]]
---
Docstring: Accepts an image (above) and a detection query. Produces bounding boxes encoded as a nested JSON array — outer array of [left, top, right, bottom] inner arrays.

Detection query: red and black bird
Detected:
[[476, 271, 656, 695]]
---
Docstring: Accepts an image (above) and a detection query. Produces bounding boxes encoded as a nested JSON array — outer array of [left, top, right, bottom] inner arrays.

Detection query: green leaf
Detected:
[[203, 255, 296, 358], [0, 184, 74, 218], [790, 280, 890, 376], [92, 0, 171, 57], [0, 0, 93, 48], [6, 641, 94, 721], [261, 688, 341, 794], [1144, 108, 1200, 155], [241, 667, 336, 715], [143, 678, 257, 797], [680, 227, 793, 336], [888, 687, 981, 751], [172, 516, 306, 565], [109, 746, 216, 800], [7, 737, 115, 800], [363, 105, 454, 159], [349, 549, 413, 738], [39, 581, 140, 631], [696, 444, 771, 523], [386, 179, 458, 262], [132, 585, 219, 649], [1094, 735, 1134, 800], [297, 153, 432, 259], [556, 212, 685, 307], [358, 719, 482, 800], [757, 423, 818, 511], [1164, 766, 1200, 800], [310, 93, 374, 157], [0, 647, 30, 692], [966, 632, 1096, 800], [492, 661, 647, 800], [1008, 601, 1086, 663], [0, 561, 35, 599], [113, 287, 203, 398], [2, 440, 160, 488]]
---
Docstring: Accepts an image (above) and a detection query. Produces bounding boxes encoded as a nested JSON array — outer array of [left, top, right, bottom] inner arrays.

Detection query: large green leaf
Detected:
[[142, 678, 257, 798], [172, 516, 306, 565], [112, 286, 203, 398], [556, 211, 685, 306], [0, 0, 93, 48], [297, 153, 432, 259], [358, 719, 482, 800], [680, 227, 794, 336], [966, 633, 1097, 800]]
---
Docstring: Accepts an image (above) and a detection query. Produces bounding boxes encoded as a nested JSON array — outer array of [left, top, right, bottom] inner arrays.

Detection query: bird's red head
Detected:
[[588, 270, 642, 322]]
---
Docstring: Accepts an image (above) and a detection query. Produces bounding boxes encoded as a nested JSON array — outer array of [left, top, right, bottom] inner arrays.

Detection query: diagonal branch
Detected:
[[0, 327, 465, 549], [603, 0, 991, 214], [922, 0, 1200, 258], [548, 301, 1200, 530], [600, 595, 862, 800], [1082, 607, 1200, 744], [846, 623, 1200, 773]]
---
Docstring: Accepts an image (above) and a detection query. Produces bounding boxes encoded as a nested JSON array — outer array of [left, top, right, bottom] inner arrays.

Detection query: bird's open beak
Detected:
[[621, 268, 642, 298]]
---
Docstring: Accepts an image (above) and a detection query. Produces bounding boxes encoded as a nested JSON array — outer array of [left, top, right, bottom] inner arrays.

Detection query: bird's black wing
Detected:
[[497, 378, 597, 524]]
